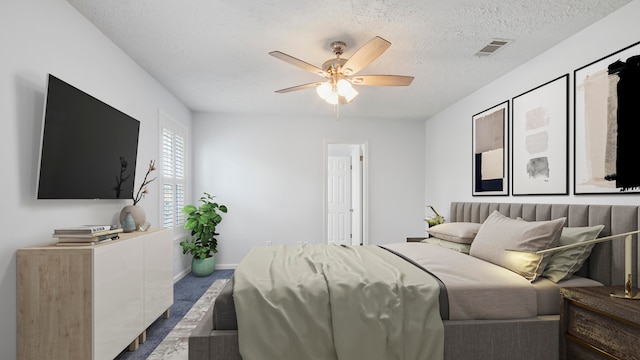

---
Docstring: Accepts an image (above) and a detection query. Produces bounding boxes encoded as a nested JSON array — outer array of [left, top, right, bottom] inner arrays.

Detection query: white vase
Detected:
[[120, 205, 146, 230]]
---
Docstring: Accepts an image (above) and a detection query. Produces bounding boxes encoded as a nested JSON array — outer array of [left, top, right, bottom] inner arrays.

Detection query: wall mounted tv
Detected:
[[37, 74, 140, 200]]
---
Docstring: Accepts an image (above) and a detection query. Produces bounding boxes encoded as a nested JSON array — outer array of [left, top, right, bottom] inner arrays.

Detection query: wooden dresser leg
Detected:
[[139, 330, 147, 344], [129, 336, 140, 352], [163, 308, 171, 319]]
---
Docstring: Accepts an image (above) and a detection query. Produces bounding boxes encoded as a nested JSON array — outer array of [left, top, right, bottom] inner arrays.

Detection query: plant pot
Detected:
[[120, 205, 146, 230], [191, 256, 215, 277]]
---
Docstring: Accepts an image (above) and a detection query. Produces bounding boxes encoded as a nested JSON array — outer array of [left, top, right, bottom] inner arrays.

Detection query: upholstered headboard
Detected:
[[449, 202, 639, 287]]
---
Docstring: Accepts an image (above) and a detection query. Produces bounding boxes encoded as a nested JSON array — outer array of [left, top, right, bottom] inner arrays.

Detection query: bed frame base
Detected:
[[191, 305, 558, 360], [189, 304, 243, 360], [443, 316, 559, 360]]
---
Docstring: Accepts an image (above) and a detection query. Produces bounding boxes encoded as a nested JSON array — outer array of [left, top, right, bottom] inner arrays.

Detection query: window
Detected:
[[159, 111, 187, 228]]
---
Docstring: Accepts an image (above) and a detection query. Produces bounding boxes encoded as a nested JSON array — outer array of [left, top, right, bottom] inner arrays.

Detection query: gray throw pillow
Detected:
[[542, 225, 604, 283]]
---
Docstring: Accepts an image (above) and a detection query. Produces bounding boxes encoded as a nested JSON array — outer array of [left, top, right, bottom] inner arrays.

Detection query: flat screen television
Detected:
[[37, 74, 140, 200]]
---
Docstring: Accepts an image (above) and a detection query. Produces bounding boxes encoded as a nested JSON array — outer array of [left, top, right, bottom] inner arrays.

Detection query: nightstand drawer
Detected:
[[565, 339, 611, 360], [565, 301, 640, 359]]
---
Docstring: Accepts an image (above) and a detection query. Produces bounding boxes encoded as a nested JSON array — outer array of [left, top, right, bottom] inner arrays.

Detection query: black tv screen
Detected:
[[37, 74, 140, 200]]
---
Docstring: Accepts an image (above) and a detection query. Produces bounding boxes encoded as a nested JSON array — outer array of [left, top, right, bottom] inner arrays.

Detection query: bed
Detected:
[[189, 202, 640, 360]]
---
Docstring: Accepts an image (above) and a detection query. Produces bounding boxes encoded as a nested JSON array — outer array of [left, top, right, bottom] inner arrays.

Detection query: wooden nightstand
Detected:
[[560, 286, 640, 360]]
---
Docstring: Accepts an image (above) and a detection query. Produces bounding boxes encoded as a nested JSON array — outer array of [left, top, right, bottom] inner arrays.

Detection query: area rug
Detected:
[[146, 279, 228, 360]]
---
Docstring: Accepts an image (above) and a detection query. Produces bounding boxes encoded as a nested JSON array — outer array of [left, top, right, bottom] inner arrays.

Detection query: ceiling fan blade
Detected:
[[341, 36, 391, 76], [274, 82, 324, 93], [351, 75, 414, 86], [269, 51, 326, 77]]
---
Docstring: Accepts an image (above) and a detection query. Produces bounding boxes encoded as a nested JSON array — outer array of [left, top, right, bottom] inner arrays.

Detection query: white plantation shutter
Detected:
[[159, 111, 187, 228]]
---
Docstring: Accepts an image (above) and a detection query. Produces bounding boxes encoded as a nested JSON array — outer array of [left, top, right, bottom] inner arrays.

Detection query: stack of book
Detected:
[[53, 225, 122, 246]]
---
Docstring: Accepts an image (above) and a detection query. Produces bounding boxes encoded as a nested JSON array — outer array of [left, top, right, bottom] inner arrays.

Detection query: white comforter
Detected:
[[234, 244, 444, 360]]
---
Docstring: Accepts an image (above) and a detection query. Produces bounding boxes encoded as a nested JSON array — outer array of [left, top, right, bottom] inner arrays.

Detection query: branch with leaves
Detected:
[[133, 160, 157, 205]]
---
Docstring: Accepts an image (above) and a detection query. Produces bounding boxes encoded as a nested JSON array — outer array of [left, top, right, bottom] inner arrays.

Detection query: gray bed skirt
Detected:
[[190, 201, 639, 360], [192, 278, 559, 360]]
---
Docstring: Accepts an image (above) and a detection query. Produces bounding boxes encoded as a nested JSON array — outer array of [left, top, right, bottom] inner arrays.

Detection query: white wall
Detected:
[[1, 1, 191, 358], [425, 0, 640, 220], [192, 113, 426, 267]]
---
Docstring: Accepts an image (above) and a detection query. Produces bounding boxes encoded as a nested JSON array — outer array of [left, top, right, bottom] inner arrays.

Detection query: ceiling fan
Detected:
[[269, 36, 414, 105]]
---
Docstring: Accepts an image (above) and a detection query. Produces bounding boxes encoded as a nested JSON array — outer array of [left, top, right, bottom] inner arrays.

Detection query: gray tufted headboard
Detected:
[[450, 202, 640, 287]]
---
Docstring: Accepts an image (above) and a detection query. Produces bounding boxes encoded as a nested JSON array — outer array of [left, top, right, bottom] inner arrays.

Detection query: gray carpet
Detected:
[[115, 269, 234, 360]]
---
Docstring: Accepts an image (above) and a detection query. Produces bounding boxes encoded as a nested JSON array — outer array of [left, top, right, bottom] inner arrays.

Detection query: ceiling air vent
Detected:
[[475, 39, 513, 57]]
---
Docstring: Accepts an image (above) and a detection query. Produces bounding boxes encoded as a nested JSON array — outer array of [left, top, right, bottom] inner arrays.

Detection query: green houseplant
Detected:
[[180, 192, 228, 276], [424, 205, 445, 227]]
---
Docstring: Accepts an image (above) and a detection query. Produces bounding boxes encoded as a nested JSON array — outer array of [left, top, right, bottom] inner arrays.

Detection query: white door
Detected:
[[350, 149, 363, 246], [327, 156, 352, 245]]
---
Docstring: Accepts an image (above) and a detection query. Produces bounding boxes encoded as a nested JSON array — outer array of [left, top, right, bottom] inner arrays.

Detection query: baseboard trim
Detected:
[[173, 263, 236, 283], [173, 268, 191, 283], [215, 264, 238, 270]]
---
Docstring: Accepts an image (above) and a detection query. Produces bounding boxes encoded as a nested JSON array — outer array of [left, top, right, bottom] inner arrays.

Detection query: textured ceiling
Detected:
[[66, 0, 632, 120]]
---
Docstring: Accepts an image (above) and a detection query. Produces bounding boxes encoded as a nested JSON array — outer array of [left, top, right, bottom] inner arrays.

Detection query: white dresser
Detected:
[[17, 228, 173, 360]]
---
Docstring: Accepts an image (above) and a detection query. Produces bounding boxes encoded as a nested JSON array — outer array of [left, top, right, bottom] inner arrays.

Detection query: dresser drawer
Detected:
[[565, 301, 640, 359]]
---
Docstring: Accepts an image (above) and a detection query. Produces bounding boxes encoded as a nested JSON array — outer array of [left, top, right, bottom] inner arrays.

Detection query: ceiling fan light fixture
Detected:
[[336, 79, 353, 96], [344, 87, 358, 102], [316, 80, 358, 104], [316, 82, 332, 99], [325, 92, 339, 105]]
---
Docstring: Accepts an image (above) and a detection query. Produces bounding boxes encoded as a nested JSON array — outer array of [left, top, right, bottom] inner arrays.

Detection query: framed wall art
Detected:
[[512, 74, 569, 195], [472, 101, 509, 196], [574, 41, 640, 194]]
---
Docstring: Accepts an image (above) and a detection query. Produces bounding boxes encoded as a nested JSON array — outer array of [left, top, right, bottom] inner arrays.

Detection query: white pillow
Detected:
[[469, 210, 565, 281], [426, 222, 482, 244]]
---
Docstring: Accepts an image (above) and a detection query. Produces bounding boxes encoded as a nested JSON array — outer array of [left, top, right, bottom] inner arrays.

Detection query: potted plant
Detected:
[[425, 205, 445, 227], [180, 192, 228, 277]]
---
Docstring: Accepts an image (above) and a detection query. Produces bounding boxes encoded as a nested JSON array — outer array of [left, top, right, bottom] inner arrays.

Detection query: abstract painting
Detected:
[[472, 101, 509, 196], [574, 41, 640, 194], [512, 75, 568, 195]]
